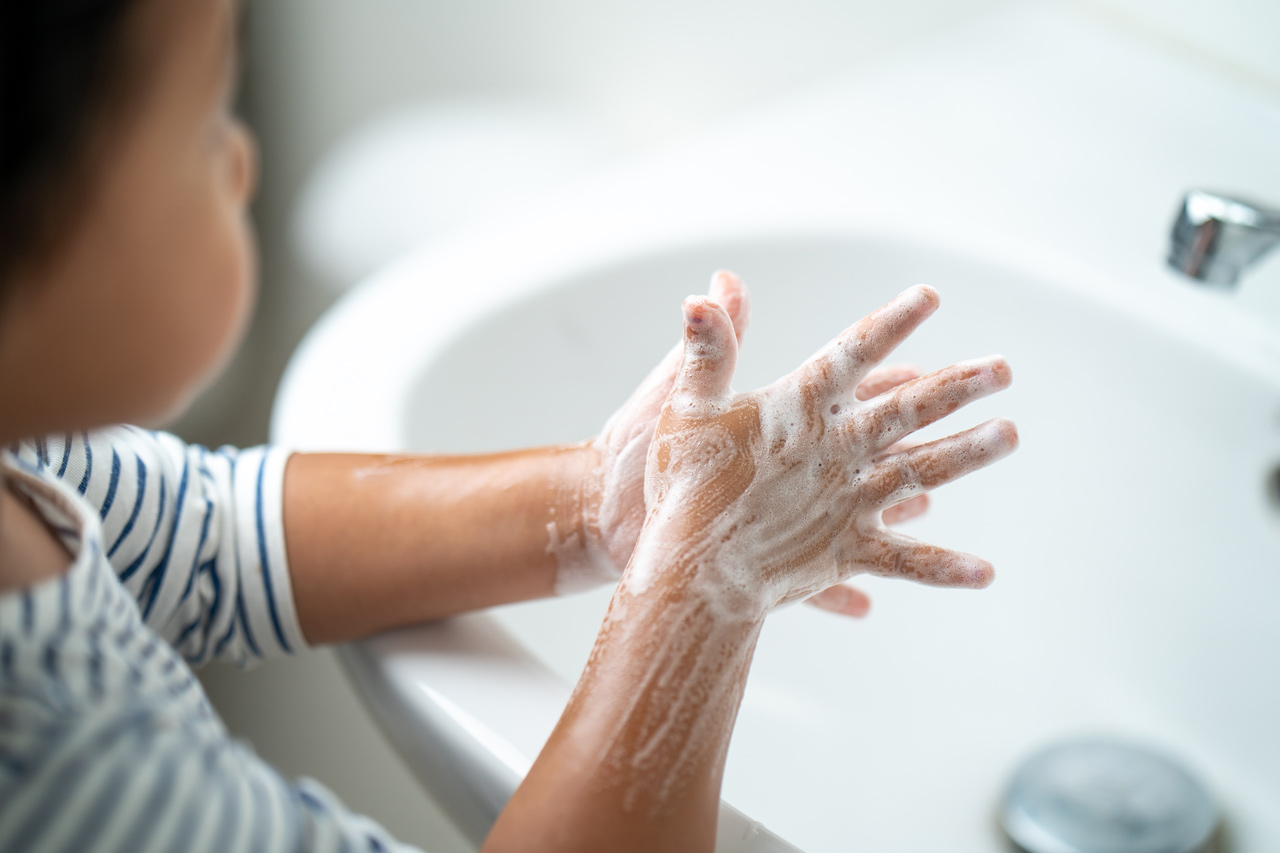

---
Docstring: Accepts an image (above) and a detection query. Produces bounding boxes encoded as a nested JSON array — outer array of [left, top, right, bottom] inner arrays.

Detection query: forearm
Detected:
[[282, 444, 599, 645], [484, 544, 764, 853]]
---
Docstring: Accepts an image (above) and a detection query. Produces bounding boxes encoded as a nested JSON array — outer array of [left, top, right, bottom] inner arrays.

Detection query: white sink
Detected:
[[278, 230, 1280, 850], [272, 4, 1280, 850]]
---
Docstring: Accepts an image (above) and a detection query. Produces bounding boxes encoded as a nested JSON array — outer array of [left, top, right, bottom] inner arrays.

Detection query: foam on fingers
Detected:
[[708, 269, 750, 344], [846, 284, 940, 372], [912, 417, 1020, 490], [881, 493, 929, 525], [855, 363, 922, 401], [805, 582, 872, 617], [856, 528, 996, 589], [635, 281, 1014, 612], [852, 354, 1013, 449], [863, 416, 1019, 509], [793, 284, 940, 403], [672, 295, 737, 403]]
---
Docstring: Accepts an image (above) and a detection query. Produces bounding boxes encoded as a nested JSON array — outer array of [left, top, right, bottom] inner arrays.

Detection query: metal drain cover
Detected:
[[1000, 737, 1219, 853]]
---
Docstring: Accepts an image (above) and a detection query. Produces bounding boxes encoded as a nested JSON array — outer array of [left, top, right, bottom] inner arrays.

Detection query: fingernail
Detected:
[[683, 297, 704, 326], [952, 555, 995, 589], [684, 296, 722, 330], [997, 418, 1019, 449], [986, 354, 1012, 386], [909, 284, 941, 311]]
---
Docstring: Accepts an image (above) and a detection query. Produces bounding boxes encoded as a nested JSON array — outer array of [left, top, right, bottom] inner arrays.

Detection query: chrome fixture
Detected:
[[1169, 190, 1280, 288], [1000, 736, 1220, 853]]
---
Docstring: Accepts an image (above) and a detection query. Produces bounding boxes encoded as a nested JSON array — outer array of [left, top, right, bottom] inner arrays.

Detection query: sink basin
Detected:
[[271, 4, 1280, 849], [276, 228, 1280, 850]]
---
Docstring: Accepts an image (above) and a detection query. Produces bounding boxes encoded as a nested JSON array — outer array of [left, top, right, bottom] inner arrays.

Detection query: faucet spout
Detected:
[[1168, 190, 1280, 288]]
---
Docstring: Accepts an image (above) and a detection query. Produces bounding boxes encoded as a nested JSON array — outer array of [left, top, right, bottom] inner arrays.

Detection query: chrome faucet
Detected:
[[1168, 190, 1280, 288]]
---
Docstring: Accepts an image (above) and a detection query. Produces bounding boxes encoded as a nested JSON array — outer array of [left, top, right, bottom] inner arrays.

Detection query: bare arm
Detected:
[[280, 273, 749, 647], [282, 272, 926, 646], [283, 444, 598, 646], [483, 553, 762, 853], [485, 284, 1018, 852]]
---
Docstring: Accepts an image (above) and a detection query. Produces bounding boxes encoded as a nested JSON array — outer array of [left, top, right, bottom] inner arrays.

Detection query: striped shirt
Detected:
[[0, 427, 422, 852]]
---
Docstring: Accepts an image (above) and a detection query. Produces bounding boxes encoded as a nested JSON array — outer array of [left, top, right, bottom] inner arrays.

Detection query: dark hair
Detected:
[[0, 1, 140, 282]]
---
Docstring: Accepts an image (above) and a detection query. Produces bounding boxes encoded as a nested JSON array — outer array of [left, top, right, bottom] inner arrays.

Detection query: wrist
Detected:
[[620, 508, 771, 627], [545, 441, 621, 594]]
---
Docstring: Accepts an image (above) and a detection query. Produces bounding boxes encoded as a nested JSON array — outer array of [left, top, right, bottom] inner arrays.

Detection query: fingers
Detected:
[[852, 527, 995, 589], [671, 296, 738, 403], [805, 582, 871, 617], [606, 271, 746, 438], [651, 270, 749, 401], [855, 363, 921, 401], [861, 417, 1019, 508], [882, 493, 928, 525], [852, 355, 1012, 449], [709, 270, 751, 346], [794, 285, 939, 401]]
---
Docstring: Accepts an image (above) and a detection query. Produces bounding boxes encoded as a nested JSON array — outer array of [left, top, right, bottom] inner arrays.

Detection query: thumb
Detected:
[[709, 269, 750, 346], [672, 295, 738, 404]]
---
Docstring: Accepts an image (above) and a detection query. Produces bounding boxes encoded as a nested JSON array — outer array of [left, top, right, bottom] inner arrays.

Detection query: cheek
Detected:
[[199, 208, 257, 373], [150, 205, 258, 420], [0, 108, 260, 432], [0, 203, 257, 433], [93, 176, 258, 425]]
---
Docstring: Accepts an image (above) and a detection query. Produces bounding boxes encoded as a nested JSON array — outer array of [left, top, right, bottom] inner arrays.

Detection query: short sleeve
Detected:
[[14, 429, 307, 668]]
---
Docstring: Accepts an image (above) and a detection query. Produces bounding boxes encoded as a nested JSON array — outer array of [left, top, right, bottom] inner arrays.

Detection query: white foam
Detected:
[[566, 285, 1017, 808]]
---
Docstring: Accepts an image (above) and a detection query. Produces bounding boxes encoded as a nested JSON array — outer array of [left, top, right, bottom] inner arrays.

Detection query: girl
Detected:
[[0, 1, 1017, 850]]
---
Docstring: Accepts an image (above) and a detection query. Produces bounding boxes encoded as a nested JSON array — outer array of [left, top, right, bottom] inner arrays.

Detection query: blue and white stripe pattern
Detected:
[[11, 428, 306, 667], [0, 428, 420, 852]]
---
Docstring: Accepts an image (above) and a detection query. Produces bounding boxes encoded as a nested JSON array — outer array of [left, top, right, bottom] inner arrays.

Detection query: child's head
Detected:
[[0, 0, 257, 443]]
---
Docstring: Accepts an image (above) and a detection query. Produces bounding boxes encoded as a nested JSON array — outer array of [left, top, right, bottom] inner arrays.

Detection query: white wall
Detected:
[[188, 0, 1280, 849], [1085, 0, 1280, 92]]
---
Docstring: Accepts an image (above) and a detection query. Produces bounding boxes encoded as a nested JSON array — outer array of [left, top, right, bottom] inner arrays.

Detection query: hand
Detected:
[[803, 364, 932, 618], [547, 271, 749, 594], [489, 282, 1014, 851], [624, 282, 1017, 618], [552, 271, 936, 600]]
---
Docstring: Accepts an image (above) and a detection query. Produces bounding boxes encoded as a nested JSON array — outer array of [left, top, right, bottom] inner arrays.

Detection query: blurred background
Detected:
[[185, 1, 1280, 849]]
